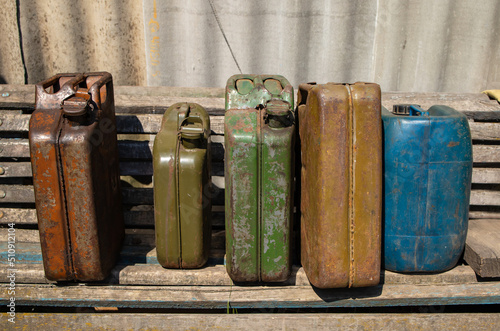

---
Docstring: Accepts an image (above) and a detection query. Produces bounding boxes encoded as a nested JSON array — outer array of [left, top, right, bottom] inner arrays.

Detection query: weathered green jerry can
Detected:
[[224, 74, 295, 282], [153, 102, 212, 268]]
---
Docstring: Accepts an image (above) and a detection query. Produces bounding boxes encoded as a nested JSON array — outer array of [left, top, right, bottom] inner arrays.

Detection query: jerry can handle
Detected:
[[35, 73, 86, 106], [409, 105, 429, 117], [392, 104, 428, 117]]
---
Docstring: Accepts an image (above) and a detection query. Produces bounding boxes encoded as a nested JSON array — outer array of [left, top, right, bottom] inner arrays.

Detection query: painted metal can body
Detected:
[[382, 105, 473, 273], [29, 72, 124, 281], [153, 103, 212, 269], [225, 74, 294, 282], [298, 82, 382, 289]]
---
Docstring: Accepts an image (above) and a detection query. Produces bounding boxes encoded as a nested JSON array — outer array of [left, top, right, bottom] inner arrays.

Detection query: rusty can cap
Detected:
[[62, 91, 91, 116], [265, 99, 291, 116]]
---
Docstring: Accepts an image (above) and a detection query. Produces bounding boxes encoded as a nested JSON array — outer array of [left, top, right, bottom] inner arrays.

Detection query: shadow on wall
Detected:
[[0, 75, 7, 84]]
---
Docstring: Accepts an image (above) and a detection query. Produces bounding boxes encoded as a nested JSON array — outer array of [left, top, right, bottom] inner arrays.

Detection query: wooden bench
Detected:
[[1, 85, 500, 328]]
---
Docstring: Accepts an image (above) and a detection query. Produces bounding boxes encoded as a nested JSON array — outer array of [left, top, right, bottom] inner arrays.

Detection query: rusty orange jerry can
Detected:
[[298, 82, 382, 288], [29, 72, 124, 281], [153, 102, 212, 268]]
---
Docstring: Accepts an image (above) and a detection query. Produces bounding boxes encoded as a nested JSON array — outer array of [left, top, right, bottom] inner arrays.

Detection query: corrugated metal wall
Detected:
[[1, 0, 499, 92]]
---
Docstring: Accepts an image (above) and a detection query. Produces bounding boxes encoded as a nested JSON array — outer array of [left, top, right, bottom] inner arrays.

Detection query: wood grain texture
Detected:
[[5, 313, 500, 330], [2, 281, 500, 309], [464, 219, 500, 277]]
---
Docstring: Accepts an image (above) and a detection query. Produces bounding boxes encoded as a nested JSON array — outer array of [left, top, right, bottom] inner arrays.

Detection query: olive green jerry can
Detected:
[[153, 102, 212, 268]]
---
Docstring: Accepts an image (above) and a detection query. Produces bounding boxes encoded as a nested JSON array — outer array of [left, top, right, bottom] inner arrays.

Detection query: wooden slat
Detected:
[[0, 228, 157, 246], [464, 219, 500, 277], [6, 313, 500, 330], [2, 281, 500, 309], [2, 161, 498, 185], [0, 84, 226, 112], [0, 137, 225, 160], [3, 113, 500, 141], [0, 114, 225, 135], [0, 228, 225, 250], [469, 122, 500, 141], [469, 190, 500, 206], [1, 184, 495, 206], [0, 185, 225, 205], [473, 145, 500, 163], [382, 92, 500, 112], [3, 86, 500, 112], [469, 210, 500, 219], [472, 168, 500, 184], [0, 208, 225, 227]]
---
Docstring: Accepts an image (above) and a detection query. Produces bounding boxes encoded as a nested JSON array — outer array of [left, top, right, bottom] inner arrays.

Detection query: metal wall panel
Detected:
[[0, 0, 498, 92]]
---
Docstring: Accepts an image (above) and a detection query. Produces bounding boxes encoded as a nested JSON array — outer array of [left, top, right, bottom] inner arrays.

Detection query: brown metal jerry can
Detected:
[[153, 102, 212, 268], [298, 82, 382, 288], [29, 72, 124, 281]]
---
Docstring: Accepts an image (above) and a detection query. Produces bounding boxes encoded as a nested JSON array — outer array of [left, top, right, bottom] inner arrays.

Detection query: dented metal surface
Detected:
[[382, 104, 473, 272], [298, 82, 382, 289], [225, 75, 294, 282], [153, 102, 211, 269], [29, 72, 124, 281]]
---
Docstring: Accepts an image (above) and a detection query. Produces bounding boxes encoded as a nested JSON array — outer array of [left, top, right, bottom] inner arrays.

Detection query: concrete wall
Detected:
[[1, 0, 499, 92]]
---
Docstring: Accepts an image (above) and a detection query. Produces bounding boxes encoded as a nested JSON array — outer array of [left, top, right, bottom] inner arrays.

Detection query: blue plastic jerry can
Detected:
[[382, 104, 473, 273]]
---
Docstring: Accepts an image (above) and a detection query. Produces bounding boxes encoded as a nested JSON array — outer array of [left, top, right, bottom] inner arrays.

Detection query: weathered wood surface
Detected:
[[4, 313, 500, 330], [2, 161, 499, 186], [464, 219, 500, 278], [2, 113, 500, 141], [2, 281, 500, 309], [0, 238, 477, 285], [2, 84, 499, 110], [2, 184, 498, 208], [0, 185, 225, 205]]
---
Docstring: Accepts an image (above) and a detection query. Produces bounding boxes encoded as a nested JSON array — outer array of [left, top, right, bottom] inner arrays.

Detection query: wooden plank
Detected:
[[0, 162, 32, 177], [0, 208, 225, 227], [0, 139, 30, 158], [4, 114, 500, 141], [472, 168, 500, 184], [464, 219, 500, 277], [0, 185, 225, 205], [115, 264, 477, 287], [3, 86, 499, 112], [473, 145, 500, 163], [469, 190, 500, 206], [469, 122, 500, 141], [6, 313, 500, 330], [2, 138, 496, 163], [2, 281, 500, 309], [0, 184, 494, 207], [382, 92, 500, 112], [0, 253, 479, 286], [469, 210, 500, 219], [0, 137, 225, 160], [0, 85, 226, 112], [2, 159, 497, 183], [0, 114, 225, 135], [0, 228, 157, 246], [0, 136, 495, 164]]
